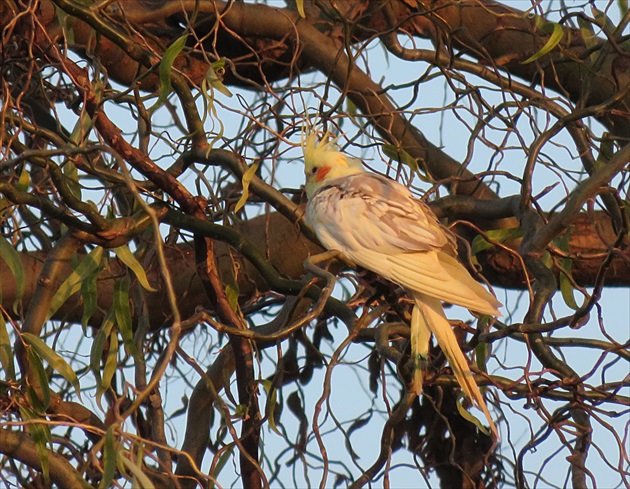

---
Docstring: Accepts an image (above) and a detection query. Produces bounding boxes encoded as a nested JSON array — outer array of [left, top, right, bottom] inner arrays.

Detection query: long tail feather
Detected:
[[413, 292, 498, 437], [410, 305, 431, 395]]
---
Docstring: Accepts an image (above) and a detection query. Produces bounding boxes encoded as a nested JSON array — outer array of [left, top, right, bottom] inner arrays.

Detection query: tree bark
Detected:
[[1, 209, 626, 329]]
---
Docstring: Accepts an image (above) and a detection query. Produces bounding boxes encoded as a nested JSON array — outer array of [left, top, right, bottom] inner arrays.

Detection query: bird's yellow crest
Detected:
[[301, 129, 365, 196], [302, 129, 339, 174]]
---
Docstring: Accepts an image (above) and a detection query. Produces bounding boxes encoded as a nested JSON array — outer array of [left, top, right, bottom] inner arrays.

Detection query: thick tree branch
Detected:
[[0, 429, 91, 489], [1, 207, 626, 330]]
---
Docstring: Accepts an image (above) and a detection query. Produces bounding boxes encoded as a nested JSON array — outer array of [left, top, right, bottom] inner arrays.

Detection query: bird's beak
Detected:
[[315, 166, 331, 182]]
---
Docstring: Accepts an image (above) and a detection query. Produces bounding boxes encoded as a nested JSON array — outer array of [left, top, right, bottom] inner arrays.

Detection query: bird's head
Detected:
[[302, 131, 364, 197]]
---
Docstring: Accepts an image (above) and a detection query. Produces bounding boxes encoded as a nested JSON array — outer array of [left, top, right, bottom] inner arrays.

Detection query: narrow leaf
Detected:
[[91, 312, 115, 410], [382, 144, 419, 171], [62, 160, 82, 200], [99, 428, 117, 489], [554, 230, 579, 310], [475, 342, 488, 374], [81, 264, 99, 330], [259, 379, 281, 435], [54, 4, 75, 45], [100, 332, 118, 393], [90, 313, 114, 375], [47, 246, 104, 321], [210, 445, 234, 487], [16, 167, 30, 191], [559, 272, 579, 310], [20, 405, 52, 483], [22, 332, 81, 398], [471, 228, 523, 255], [577, 17, 599, 63], [225, 283, 240, 312], [591, 5, 617, 36], [119, 454, 155, 489], [113, 277, 137, 358], [0, 312, 15, 379], [523, 21, 564, 64], [151, 34, 188, 112], [0, 235, 25, 311], [26, 349, 51, 411], [456, 395, 491, 436], [296, 0, 306, 18], [113, 245, 156, 292], [205, 58, 233, 98], [234, 161, 260, 213]]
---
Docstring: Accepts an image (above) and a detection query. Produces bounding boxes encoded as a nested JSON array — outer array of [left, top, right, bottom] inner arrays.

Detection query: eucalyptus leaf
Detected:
[[113, 245, 156, 292], [22, 332, 81, 398], [523, 19, 564, 64], [234, 161, 260, 213], [47, 246, 104, 321], [0, 235, 25, 312]]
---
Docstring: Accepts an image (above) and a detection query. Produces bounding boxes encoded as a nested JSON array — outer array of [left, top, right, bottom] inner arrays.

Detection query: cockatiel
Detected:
[[302, 131, 502, 436]]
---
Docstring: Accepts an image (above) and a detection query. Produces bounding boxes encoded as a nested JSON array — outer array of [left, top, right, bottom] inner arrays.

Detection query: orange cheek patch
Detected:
[[316, 166, 331, 182]]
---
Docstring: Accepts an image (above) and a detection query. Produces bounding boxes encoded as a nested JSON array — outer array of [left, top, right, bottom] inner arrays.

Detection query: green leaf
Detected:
[[69, 106, 95, 145], [91, 312, 115, 410], [258, 379, 281, 435], [90, 313, 113, 374], [99, 428, 117, 489], [209, 445, 234, 488], [113, 278, 138, 358], [0, 312, 15, 380], [382, 144, 419, 172], [113, 245, 156, 292], [471, 228, 524, 255], [296, 0, 306, 18], [22, 332, 81, 398], [118, 453, 155, 489], [554, 230, 579, 310], [204, 58, 233, 98], [559, 272, 579, 310], [26, 348, 51, 411], [20, 405, 52, 484], [523, 19, 564, 64], [596, 134, 615, 167], [619, 0, 628, 15], [234, 161, 260, 213], [577, 17, 599, 63], [47, 246, 104, 321], [456, 395, 490, 436], [591, 5, 617, 36], [0, 235, 25, 312], [346, 98, 357, 116], [151, 34, 188, 113], [475, 342, 488, 374], [16, 167, 30, 192], [81, 263, 99, 330], [100, 331, 118, 392], [225, 283, 240, 312], [62, 159, 82, 201], [234, 403, 248, 419], [54, 4, 75, 45]]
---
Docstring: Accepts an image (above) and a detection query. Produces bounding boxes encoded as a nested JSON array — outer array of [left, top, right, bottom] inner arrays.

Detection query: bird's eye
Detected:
[[311, 167, 318, 174]]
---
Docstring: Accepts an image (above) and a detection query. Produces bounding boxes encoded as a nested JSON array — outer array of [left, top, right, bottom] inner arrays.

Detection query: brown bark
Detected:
[[9, 0, 625, 134], [0, 430, 90, 489], [1, 209, 626, 330]]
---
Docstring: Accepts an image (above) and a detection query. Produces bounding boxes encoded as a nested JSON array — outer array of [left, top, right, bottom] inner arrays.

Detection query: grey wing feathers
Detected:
[[314, 173, 454, 253]]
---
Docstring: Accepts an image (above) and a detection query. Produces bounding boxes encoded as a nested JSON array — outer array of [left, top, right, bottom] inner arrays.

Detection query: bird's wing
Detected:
[[347, 247, 501, 315], [307, 173, 454, 254], [307, 172, 501, 315]]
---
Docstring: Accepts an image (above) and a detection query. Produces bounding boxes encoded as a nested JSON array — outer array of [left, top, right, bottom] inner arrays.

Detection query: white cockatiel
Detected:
[[303, 132, 502, 435]]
